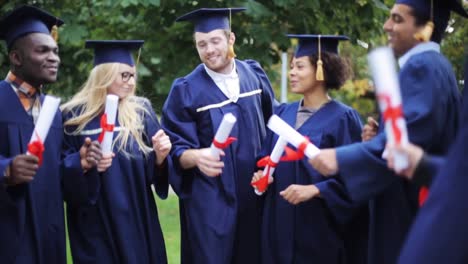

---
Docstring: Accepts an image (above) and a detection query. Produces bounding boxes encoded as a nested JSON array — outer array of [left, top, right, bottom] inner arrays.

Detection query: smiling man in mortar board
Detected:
[[161, 7, 276, 264], [308, 0, 467, 263], [0, 5, 102, 263]]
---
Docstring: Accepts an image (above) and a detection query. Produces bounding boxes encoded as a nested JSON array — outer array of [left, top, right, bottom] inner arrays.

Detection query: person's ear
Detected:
[[9, 49, 23, 67]]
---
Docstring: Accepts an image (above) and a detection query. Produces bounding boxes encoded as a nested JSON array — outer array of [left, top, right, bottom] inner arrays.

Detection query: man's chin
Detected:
[[43, 76, 58, 84], [205, 62, 220, 71]]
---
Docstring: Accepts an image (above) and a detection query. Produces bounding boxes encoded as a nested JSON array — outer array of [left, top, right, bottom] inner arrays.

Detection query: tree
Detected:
[[0, 0, 465, 117]]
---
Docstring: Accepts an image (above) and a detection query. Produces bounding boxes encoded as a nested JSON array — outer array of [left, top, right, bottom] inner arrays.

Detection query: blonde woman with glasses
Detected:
[[61, 40, 171, 264]]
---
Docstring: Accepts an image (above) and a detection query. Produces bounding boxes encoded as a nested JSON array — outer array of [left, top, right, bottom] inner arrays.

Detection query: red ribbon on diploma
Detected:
[[212, 137, 237, 149], [251, 156, 278, 192], [28, 131, 45, 166], [280, 137, 310, 161], [98, 113, 115, 143], [419, 186, 429, 207], [378, 94, 403, 144]]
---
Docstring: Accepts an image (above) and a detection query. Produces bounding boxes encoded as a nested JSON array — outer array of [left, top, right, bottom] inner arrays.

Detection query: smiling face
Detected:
[[289, 56, 320, 95], [107, 63, 136, 99], [194, 29, 235, 74], [383, 4, 423, 57], [10, 32, 60, 86]]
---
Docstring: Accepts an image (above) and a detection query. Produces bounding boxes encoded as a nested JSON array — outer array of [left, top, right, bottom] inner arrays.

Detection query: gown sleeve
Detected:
[[61, 111, 101, 206], [315, 108, 364, 224], [161, 78, 200, 197], [141, 97, 170, 199]]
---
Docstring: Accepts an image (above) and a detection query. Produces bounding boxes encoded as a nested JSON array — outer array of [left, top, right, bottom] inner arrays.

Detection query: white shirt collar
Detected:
[[398, 41, 440, 68], [203, 60, 240, 102]]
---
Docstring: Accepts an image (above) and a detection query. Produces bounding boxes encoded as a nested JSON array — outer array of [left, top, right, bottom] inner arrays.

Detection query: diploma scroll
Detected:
[[368, 47, 409, 172], [27, 95, 61, 165], [210, 113, 237, 158], [267, 115, 320, 159], [253, 136, 288, 195], [99, 94, 119, 154]]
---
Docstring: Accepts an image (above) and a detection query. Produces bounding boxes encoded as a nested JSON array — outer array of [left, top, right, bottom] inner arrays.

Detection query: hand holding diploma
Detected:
[[27, 95, 61, 165], [251, 136, 288, 195], [210, 113, 237, 158], [6, 96, 60, 185]]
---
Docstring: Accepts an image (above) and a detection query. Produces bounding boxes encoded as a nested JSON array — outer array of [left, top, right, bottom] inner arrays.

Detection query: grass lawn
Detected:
[[66, 193, 181, 263]]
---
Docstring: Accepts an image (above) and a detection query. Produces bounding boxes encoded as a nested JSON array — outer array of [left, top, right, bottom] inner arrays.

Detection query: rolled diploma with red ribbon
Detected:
[[267, 115, 320, 159], [210, 113, 237, 158], [368, 47, 409, 172], [254, 136, 288, 196], [27, 95, 61, 163], [100, 94, 119, 154]]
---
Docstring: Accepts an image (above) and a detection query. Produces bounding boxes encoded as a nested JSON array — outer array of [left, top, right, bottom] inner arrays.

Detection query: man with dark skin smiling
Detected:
[[308, 0, 467, 263], [0, 5, 102, 263]]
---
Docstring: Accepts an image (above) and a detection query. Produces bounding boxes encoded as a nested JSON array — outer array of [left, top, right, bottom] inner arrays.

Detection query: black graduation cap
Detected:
[[287, 34, 349, 58], [85, 40, 144, 67], [0, 5, 64, 49], [396, 0, 468, 42], [175, 7, 246, 33], [287, 34, 350, 81]]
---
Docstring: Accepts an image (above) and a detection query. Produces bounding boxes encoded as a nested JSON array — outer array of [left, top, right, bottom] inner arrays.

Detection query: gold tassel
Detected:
[[51, 25, 58, 42], [414, 21, 434, 42], [316, 35, 324, 81], [316, 59, 324, 81], [227, 44, 236, 59]]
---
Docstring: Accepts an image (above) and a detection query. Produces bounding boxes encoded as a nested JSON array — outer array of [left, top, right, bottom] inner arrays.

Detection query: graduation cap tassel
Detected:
[[227, 44, 236, 59], [136, 47, 142, 69], [315, 35, 324, 81], [51, 25, 58, 42], [227, 8, 236, 60], [414, 21, 434, 42], [414, 0, 434, 42]]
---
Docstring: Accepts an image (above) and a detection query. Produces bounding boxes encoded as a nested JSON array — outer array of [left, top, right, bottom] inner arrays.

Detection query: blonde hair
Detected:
[[61, 63, 152, 156]]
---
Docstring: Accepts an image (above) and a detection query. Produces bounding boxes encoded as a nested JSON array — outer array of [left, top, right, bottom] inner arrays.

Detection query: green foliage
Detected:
[[0, 0, 466, 117]]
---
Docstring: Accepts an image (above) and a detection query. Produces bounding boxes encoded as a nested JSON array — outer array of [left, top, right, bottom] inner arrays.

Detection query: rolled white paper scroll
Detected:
[[254, 136, 288, 195], [210, 113, 237, 158], [267, 115, 320, 159], [368, 47, 409, 172], [100, 94, 119, 154], [27, 95, 61, 162]]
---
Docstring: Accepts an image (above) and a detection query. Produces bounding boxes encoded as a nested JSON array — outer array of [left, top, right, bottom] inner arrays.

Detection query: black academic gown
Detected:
[[62, 97, 169, 264], [335, 49, 462, 264], [0, 81, 66, 264], [162, 59, 275, 264], [261, 101, 367, 264]]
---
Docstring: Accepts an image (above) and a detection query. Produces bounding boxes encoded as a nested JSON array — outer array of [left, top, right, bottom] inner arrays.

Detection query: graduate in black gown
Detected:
[[61, 40, 171, 264], [385, 56, 468, 264], [0, 5, 102, 264], [309, 0, 466, 263], [251, 34, 367, 264], [162, 7, 276, 264]]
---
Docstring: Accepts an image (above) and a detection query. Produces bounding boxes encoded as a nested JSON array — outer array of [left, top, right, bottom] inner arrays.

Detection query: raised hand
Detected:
[[152, 129, 172, 166], [362, 116, 379, 142], [79, 137, 102, 171]]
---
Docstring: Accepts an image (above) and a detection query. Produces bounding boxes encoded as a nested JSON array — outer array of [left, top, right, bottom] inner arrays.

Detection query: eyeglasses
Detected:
[[120, 72, 136, 83]]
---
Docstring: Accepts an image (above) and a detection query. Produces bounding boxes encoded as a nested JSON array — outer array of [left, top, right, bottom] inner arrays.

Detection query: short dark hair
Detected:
[[409, 7, 443, 43], [309, 52, 352, 90]]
